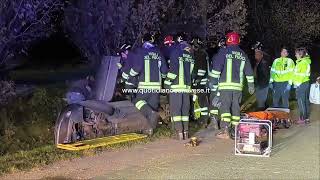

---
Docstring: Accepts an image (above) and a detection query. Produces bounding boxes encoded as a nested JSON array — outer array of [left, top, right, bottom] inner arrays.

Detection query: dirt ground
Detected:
[[2, 105, 320, 180]]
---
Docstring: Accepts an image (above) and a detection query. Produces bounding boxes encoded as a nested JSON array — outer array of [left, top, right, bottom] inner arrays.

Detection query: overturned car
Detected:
[[54, 56, 155, 145]]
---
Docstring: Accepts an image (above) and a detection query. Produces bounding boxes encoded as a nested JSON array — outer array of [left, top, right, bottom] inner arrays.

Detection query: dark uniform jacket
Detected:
[[209, 45, 254, 91], [193, 49, 209, 86], [129, 46, 168, 89], [164, 42, 195, 92], [254, 58, 270, 88]]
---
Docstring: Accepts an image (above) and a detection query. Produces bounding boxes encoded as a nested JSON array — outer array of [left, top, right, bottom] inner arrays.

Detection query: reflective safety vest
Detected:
[[164, 42, 195, 92], [129, 45, 168, 89], [293, 56, 311, 86], [209, 45, 254, 91], [270, 57, 295, 84]]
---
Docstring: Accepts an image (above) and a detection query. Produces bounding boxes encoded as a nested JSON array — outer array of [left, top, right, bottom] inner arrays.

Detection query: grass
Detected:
[[0, 123, 176, 175]]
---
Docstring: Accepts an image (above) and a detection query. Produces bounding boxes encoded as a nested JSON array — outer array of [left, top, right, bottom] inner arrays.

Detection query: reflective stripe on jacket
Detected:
[[165, 42, 195, 92], [270, 57, 295, 84], [293, 56, 311, 86], [129, 44, 168, 89], [209, 45, 254, 91]]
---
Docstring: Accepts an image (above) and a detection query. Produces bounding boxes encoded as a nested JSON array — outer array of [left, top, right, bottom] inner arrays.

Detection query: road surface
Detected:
[[3, 105, 320, 180]]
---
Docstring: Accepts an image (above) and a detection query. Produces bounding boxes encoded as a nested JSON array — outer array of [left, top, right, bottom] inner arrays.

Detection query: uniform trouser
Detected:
[[273, 82, 290, 108], [256, 86, 269, 110], [295, 82, 310, 120], [219, 90, 242, 128], [170, 92, 190, 132], [194, 91, 209, 122], [134, 92, 160, 128]]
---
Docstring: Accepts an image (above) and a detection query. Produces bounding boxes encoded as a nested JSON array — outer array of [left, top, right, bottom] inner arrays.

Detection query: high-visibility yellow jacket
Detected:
[[293, 56, 311, 86], [270, 57, 295, 84]]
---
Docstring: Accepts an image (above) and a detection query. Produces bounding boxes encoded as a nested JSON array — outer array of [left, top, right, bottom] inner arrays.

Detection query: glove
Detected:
[[212, 96, 221, 108], [269, 83, 273, 89], [286, 83, 291, 91], [163, 79, 171, 89], [248, 84, 255, 95], [193, 79, 201, 86], [192, 94, 197, 102]]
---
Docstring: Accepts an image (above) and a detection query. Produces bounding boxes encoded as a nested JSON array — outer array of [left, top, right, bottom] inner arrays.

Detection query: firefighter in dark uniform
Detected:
[[164, 33, 195, 140], [208, 32, 255, 139], [207, 37, 226, 130], [128, 33, 168, 135], [190, 36, 209, 127]]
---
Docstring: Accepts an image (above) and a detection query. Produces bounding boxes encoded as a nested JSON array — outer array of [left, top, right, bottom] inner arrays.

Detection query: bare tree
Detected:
[[0, 0, 64, 67]]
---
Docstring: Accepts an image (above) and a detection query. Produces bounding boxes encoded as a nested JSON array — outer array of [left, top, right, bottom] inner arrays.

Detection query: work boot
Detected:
[[228, 125, 235, 140], [197, 119, 207, 128], [176, 132, 184, 141], [207, 116, 219, 130], [149, 110, 160, 129], [140, 105, 160, 129], [143, 128, 154, 136], [216, 128, 230, 139], [183, 131, 189, 140]]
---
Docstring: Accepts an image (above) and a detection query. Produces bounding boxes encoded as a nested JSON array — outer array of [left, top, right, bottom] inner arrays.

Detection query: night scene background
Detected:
[[0, 0, 319, 175]]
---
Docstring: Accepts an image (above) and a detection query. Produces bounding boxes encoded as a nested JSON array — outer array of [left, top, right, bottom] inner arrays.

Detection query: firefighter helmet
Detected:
[[164, 35, 174, 46], [226, 32, 240, 46]]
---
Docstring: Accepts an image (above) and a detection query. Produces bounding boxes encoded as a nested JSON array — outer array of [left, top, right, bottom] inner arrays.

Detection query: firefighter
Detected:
[[190, 36, 209, 127], [207, 37, 227, 130], [269, 47, 295, 108], [164, 32, 195, 140], [293, 48, 311, 124], [208, 32, 255, 139], [115, 43, 138, 100], [128, 33, 168, 135], [117, 44, 137, 88]]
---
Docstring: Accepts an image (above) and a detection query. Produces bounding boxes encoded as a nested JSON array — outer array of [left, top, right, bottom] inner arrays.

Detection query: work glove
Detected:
[[193, 79, 201, 87], [269, 83, 273, 89], [248, 84, 255, 95], [192, 94, 197, 102], [286, 83, 291, 91], [212, 96, 221, 108], [163, 79, 171, 89]]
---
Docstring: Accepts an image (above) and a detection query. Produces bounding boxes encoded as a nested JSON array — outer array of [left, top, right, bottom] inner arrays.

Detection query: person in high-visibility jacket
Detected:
[[191, 36, 209, 127], [208, 32, 255, 139], [128, 33, 168, 135], [269, 47, 295, 108], [293, 48, 311, 124], [164, 33, 195, 140]]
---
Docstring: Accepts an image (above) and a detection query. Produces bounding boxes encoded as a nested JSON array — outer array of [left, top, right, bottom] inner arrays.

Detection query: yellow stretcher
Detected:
[[57, 133, 147, 151]]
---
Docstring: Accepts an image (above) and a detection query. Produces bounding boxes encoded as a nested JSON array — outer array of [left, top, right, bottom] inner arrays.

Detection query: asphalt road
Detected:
[[3, 105, 320, 180], [95, 105, 320, 180]]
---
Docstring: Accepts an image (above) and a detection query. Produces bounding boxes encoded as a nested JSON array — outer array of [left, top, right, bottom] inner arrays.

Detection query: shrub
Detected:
[[0, 87, 65, 155]]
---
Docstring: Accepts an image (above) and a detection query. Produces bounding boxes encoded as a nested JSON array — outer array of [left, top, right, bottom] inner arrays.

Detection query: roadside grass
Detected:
[[0, 112, 202, 176], [0, 123, 177, 175]]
